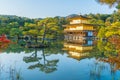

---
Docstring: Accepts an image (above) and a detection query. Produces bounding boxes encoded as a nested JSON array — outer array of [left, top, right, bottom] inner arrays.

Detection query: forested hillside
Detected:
[[86, 7, 120, 39], [0, 5, 120, 40], [0, 15, 68, 41]]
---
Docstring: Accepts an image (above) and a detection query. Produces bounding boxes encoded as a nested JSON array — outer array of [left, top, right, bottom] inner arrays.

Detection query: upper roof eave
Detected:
[[68, 15, 91, 20]]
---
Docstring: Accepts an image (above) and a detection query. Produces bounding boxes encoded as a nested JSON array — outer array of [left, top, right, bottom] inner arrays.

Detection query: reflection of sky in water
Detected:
[[0, 51, 120, 80], [87, 40, 93, 45]]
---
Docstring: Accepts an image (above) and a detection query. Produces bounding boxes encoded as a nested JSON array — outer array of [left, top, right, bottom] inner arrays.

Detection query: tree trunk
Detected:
[[34, 48, 37, 58], [42, 49, 46, 65], [35, 35, 38, 43], [42, 26, 47, 44], [17, 35, 19, 43]]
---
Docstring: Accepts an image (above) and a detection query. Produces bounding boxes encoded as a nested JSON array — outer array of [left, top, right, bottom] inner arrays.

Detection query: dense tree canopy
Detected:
[[0, 15, 67, 41]]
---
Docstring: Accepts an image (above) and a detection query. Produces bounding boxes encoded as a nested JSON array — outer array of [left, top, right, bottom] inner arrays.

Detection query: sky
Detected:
[[0, 0, 117, 18]]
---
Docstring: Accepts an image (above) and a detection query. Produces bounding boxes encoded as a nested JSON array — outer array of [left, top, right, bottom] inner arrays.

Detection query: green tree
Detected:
[[22, 22, 42, 43], [97, 27, 106, 38], [10, 28, 22, 37], [38, 18, 60, 44], [105, 22, 120, 38]]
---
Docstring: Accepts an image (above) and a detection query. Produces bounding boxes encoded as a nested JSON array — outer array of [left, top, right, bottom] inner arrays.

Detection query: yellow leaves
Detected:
[[22, 31, 28, 35], [105, 22, 120, 38], [111, 22, 120, 28], [28, 30, 38, 35], [118, 30, 120, 35], [28, 24, 37, 28], [99, 0, 115, 3], [97, 27, 106, 38], [105, 21, 111, 26], [97, 40, 105, 51], [104, 42, 113, 52], [97, 0, 118, 6], [105, 31, 114, 37], [105, 30, 120, 38]]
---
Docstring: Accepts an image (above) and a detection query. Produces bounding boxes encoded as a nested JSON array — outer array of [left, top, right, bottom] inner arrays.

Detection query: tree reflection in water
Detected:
[[90, 35, 120, 80], [0, 42, 10, 53], [89, 60, 107, 80], [23, 48, 59, 73], [63, 36, 120, 80], [0, 39, 63, 74], [97, 36, 120, 69], [1, 37, 120, 79]]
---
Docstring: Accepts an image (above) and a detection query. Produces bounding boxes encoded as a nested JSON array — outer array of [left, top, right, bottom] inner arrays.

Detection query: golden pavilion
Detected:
[[64, 15, 97, 43]]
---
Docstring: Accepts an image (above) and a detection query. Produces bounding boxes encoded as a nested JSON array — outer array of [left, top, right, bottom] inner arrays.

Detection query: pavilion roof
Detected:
[[68, 15, 90, 20]]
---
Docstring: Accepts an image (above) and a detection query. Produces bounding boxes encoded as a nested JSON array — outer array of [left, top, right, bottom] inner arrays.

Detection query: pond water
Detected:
[[0, 39, 120, 80]]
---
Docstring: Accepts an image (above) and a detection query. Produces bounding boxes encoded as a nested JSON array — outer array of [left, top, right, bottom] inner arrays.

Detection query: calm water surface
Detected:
[[0, 40, 120, 80]]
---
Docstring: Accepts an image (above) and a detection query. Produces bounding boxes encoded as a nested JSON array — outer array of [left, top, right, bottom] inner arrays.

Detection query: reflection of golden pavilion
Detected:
[[64, 15, 97, 42], [64, 42, 93, 51], [63, 42, 93, 60]]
